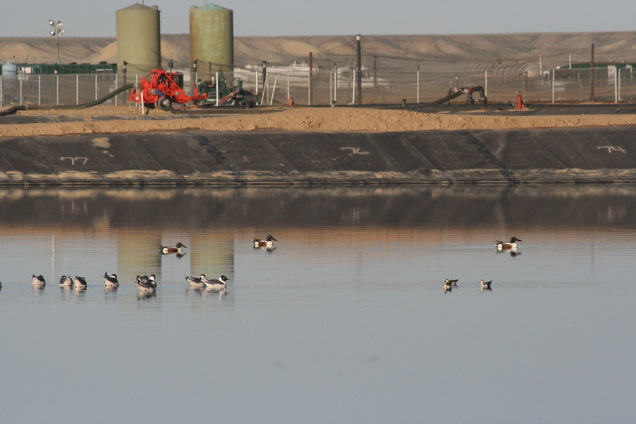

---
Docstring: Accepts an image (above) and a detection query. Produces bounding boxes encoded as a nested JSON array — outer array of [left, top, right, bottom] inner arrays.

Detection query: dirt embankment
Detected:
[[2, 106, 636, 138]]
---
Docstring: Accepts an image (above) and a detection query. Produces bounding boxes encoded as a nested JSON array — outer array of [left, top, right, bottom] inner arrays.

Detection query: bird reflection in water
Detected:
[[137, 290, 157, 301]]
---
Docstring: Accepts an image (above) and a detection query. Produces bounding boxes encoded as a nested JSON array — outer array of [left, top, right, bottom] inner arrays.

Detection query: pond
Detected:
[[1, 185, 635, 423]]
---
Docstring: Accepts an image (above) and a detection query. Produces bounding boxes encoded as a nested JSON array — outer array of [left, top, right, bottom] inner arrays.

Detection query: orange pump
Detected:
[[129, 69, 206, 111]]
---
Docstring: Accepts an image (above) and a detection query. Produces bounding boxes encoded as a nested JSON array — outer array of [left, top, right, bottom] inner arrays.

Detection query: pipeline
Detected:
[[0, 83, 135, 116]]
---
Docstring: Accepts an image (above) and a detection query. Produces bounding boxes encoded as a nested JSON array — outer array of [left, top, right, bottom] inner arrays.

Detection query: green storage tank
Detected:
[[116, 4, 161, 77], [190, 3, 234, 73]]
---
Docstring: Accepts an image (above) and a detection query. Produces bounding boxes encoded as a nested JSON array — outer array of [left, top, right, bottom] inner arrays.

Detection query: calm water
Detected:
[[1, 186, 635, 424]]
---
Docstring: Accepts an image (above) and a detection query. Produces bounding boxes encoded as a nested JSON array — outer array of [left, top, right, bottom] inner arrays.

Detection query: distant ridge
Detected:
[[1, 31, 635, 69]]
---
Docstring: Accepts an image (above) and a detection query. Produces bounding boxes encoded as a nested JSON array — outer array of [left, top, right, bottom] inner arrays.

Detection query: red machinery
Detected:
[[129, 69, 206, 111]]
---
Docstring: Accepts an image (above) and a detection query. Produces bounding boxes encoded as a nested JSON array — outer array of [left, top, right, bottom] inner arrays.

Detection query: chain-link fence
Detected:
[[2, 60, 635, 108]]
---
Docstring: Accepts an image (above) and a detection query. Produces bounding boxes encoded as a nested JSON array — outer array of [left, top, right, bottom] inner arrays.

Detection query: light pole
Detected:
[[49, 20, 64, 64]]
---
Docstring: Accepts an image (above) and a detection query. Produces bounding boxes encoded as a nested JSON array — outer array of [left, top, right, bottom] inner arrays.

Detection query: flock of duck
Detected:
[[442, 236, 522, 293], [18, 235, 280, 295], [10, 235, 519, 295]]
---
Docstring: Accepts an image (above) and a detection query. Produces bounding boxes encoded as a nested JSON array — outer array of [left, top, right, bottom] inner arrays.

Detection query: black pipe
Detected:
[[0, 83, 135, 115]]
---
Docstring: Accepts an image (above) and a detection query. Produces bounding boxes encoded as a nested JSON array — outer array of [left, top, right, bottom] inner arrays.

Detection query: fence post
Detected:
[[215, 71, 219, 106], [334, 65, 337, 105], [416, 66, 420, 103], [551, 69, 555, 104], [618, 68, 622, 102], [76, 75, 79, 105], [115, 74, 118, 106], [38, 75, 41, 106], [615, 67, 619, 103], [56, 74, 60, 106], [19, 78, 23, 105], [484, 70, 488, 99], [0, 77, 3, 107]]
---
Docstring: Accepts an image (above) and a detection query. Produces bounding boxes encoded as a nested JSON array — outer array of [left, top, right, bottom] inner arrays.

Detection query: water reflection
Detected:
[[1, 186, 636, 424]]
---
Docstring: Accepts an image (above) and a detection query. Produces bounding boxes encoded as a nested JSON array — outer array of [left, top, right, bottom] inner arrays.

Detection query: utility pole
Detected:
[[356, 34, 362, 105], [590, 43, 595, 102]]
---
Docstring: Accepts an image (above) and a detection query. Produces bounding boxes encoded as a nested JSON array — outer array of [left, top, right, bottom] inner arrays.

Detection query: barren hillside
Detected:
[[1, 31, 635, 70]]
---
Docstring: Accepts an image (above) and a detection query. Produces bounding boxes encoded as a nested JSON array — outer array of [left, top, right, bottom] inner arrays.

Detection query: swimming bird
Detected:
[[496, 237, 521, 252], [185, 274, 206, 289], [103, 272, 119, 289], [59, 275, 73, 288], [442, 280, 453, 293], [445, 278, 458, 286], [480, 279, 492, 291], [32, 274, 46, 288], [73, 276, 87, 289], [254, 235, 277, 248], [161, 242, 187, 255], [136, 274, 157, 291], [202, 275, 229, 290]]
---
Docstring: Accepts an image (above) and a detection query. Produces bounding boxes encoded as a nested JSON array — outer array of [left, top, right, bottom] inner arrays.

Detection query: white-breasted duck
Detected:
[[254, 235, 277, 248], [161, 242, 187, 255], [496, 237, 521, 252]]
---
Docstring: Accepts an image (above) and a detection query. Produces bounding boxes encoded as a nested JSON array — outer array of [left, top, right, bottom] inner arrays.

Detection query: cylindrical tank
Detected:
[[2, 60, 18, 77], [190, 4, 234, 73], [116, 4, 161, 77]]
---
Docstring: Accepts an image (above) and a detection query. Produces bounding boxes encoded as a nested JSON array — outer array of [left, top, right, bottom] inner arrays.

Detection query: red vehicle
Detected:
[[129, 69, 206, 110]]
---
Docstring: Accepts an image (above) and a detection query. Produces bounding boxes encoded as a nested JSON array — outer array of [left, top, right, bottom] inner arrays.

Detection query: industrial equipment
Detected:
[[195, 71, 256, 107], [431, 86, 487, 105], [129, 69, 206, 110]]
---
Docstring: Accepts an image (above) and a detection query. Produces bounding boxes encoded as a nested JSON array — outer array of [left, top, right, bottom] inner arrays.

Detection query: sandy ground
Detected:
[[1, 105, 636, 137]]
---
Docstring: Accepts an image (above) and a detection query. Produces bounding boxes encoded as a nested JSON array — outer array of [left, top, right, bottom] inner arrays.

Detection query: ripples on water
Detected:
[[1, 186, 635, 424]]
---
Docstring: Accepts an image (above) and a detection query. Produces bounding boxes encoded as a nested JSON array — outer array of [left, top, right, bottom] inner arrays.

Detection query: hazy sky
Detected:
[[1, 0, 634, 38]]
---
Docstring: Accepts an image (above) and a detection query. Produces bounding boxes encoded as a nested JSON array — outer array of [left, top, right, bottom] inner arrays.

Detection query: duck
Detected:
[[73, 276, 87, 289], [202, 275, 229, 290], [103, 272, 119, 289], [59, 275, 73, 288], [254, 235, 277, 248], [161, 242, 187, 255], [136, 274, 157, 291], [185, 274, 206, 289], [445, 278, 458, 286], [32, 274, 46, 288], [495, 237, 521, 252], [480, 279, 492, 291]]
